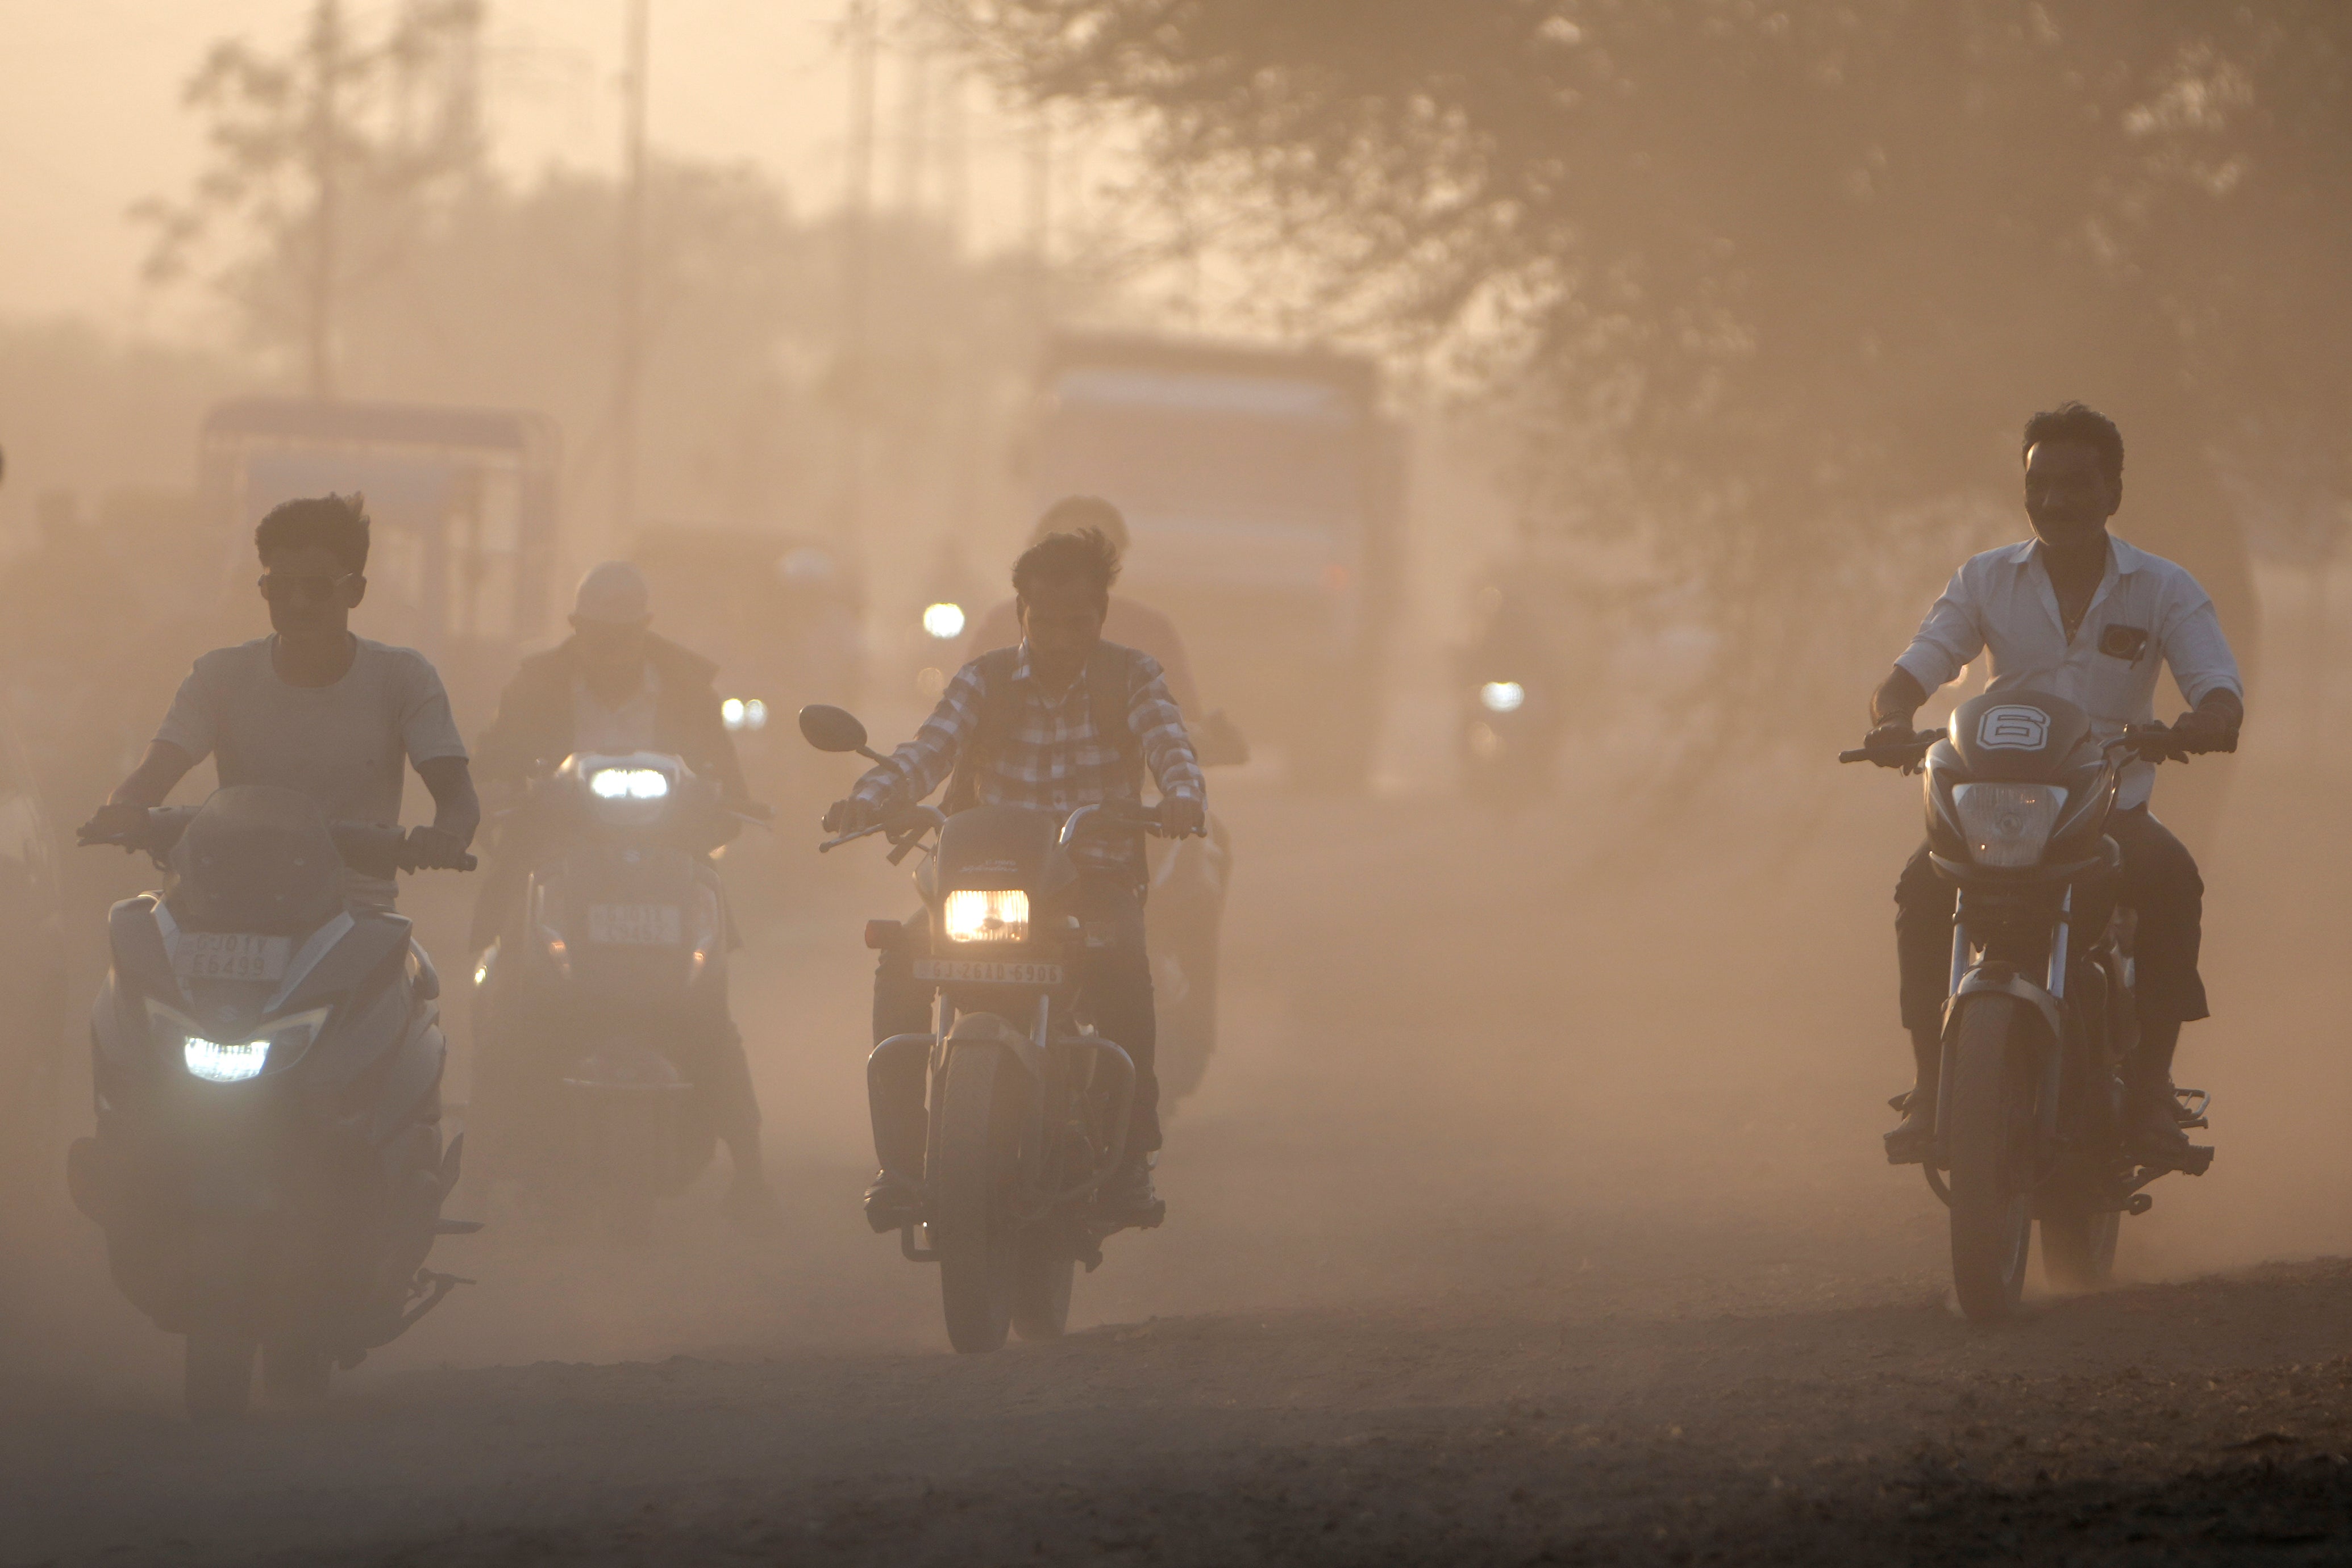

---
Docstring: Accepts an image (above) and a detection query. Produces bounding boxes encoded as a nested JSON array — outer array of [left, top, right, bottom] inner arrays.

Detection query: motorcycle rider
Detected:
[[828, 526, 1207, 1229], [959, 497, 1202, 715], [1864, 403, 2243, 1169], [470, 560, 776, 1223], [77, 493, 478, 899]]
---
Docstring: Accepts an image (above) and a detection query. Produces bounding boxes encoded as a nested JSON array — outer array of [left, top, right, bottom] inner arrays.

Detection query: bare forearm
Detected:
[[1870, 666, 1929, 729], [108, 741, 197, 808], [417, 757, 481, 847]]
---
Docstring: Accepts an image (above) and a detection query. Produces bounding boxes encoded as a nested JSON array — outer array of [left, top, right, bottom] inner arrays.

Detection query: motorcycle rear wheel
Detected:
[[2042, 1205, 2121, 1292], [934, 1046, 1023, 1354], [184, 1329, 256, 1423], [1946, 994, 2038, 1322]]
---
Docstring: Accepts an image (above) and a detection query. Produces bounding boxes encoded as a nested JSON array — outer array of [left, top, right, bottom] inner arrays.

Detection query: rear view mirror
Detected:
[[798, 704, 871, 755]]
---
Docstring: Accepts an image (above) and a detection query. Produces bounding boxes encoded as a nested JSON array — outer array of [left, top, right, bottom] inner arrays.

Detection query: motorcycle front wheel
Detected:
[[2042, 1204, 2121, 1292], [1945, 993, 2038, 1322], [933, 1045, 1025, 1354]]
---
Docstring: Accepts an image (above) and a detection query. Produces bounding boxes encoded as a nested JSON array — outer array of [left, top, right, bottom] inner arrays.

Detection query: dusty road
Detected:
[[6, 756, 2352, 1565]]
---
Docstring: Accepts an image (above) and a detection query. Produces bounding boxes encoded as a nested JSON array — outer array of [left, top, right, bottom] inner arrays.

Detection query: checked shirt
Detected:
[[850, 641, 1204, 874]]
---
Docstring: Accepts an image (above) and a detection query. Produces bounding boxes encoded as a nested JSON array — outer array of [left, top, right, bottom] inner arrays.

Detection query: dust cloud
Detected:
[[2, 4, 2351, 1564]]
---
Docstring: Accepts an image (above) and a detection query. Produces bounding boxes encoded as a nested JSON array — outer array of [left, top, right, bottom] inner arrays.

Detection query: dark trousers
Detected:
[[1896, 804, 2209, 1035], [870, 873, 1158, 1177]]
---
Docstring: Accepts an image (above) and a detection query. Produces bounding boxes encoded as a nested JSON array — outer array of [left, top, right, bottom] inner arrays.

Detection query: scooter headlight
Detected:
[[184, 1036, 270, 1083], [151, 1003, 332, 1084], [1952, 783, 2067, 869], [590, 767, 671, 801], [942, 889, 1029, 944]]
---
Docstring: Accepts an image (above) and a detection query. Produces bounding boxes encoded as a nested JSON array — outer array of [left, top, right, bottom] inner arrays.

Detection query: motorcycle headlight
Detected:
[[721, 698, 769, 733], [590, 767, 671, 801], [942, 889, 1029, 944], [1952, 783, 2067, 869], [1479, 681, 1526, 714], [922, 602, 967, 640]]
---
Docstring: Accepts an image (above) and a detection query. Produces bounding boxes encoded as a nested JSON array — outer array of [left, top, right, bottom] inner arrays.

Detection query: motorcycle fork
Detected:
[[1933, 890, 2071, 1175]]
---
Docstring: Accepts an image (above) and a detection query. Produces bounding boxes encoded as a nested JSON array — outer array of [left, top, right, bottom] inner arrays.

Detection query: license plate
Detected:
[[587, 903, 684, 945], [912, 957, 1064, 986], [174, 932, 292, 982]]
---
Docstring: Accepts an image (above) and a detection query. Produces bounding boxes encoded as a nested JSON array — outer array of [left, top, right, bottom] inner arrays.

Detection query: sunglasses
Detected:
[[258, 572, 359, 603]]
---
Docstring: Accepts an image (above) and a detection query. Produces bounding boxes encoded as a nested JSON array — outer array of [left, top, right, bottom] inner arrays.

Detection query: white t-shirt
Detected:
[[156, 636, 469, 907]]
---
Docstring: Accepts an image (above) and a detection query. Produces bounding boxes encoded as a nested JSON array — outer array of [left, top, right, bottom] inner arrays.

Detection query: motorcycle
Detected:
[[1843, 690, 2211, 1321], [66, 786, 476, 1419], [1459, 675, 1554, 803], [801, 703, 1169, 1354], [469, 750, 747, 1232]]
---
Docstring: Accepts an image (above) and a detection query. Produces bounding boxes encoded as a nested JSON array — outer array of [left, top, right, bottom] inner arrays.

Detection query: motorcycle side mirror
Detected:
[[798, 704, 882, 762]]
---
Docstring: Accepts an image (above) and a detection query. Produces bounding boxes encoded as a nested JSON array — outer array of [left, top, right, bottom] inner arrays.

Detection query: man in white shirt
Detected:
[[1864, 403, 2244, 1168], [78, 494, 478, 907]]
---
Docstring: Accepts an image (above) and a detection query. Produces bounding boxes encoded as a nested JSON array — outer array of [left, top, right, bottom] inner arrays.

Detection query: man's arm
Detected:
[[1869, 666, 1930, 732], [1129, 660, 1206, 836], [825, 663, 984, 831], [79, 741, 198, 843], [407, 756, 481, 868], [2159, 584, 2245, 754]]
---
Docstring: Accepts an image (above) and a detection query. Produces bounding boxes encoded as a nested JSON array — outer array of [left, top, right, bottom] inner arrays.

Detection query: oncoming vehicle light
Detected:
[[721, 698, 770, 733], [1479, 681, 1526, 714], [1953, 783, 2067, 869], [184, 1036, 270, 1083], [922, 602, 967, 640], [942, 889, 1030, 944], [590, 767, 671, 802]]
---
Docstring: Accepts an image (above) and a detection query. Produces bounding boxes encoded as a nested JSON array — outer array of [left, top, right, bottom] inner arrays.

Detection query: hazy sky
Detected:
[[1, 0, 1040, 333]]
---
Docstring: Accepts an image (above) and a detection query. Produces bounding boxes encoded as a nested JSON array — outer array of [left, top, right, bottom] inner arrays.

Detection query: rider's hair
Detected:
[[256, 492, 371, 574], [2021, 402, 2124, 491], [1030, 494, 1130, 551], [1013, 526, 1121, 611]]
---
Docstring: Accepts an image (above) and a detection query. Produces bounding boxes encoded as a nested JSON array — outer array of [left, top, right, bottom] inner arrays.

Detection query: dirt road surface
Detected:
[[6, 756, 2352, 1565]]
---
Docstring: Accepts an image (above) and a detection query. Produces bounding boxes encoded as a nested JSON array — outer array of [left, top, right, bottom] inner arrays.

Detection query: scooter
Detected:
[[68, 785, 476, 1419]]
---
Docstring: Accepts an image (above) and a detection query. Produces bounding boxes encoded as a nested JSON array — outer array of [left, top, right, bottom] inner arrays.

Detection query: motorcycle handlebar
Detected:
[[1838, 727, 1946, 766], [79, 809, 474, 873]]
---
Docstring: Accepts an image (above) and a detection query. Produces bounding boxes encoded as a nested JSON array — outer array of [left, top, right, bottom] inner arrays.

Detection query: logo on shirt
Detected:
[[2098, 624, 2150, 662], [1976, 705, 2051, 751]]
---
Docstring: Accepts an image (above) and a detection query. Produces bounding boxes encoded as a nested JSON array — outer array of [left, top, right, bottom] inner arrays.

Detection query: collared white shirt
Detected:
[[1896, 535, 2242, 810]]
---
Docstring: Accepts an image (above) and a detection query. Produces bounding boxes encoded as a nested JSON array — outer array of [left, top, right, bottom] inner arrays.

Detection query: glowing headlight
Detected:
[[922, 602, 967, 640], [721, 698, 769, 733], [942, 889, 1030, 944], [1479, 681, 1526, 714], [184, 1036, 270, 1083], [590, 767, 671, 801], [1953, 783, 2067, 869]]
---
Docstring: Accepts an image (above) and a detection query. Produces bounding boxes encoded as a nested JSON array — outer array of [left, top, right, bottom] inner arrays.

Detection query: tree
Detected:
[[952, 1, 2352, 773], [136, 0, 487, 394]]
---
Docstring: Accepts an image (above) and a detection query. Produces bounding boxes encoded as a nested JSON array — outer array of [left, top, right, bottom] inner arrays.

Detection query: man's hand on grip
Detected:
[[824, 796, 882, 835], [1160, 795, 1206, 839]]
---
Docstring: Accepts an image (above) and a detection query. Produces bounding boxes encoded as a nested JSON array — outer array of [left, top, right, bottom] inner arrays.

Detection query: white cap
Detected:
[[572, 561, 651, 625]]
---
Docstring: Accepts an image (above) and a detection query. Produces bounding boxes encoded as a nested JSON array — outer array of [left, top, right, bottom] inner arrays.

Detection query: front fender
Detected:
[[1939, 965, 2066, 1161]]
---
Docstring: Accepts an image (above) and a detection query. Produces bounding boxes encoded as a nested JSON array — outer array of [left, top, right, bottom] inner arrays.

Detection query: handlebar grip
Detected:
[[1837, 749, 1872, 765], [885, 837, 919, 866]]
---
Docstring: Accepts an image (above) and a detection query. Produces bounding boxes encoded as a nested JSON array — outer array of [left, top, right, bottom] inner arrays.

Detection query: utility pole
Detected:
[[613, 0, 650, 547], [306, 0, 342, 399], [838, 0, 877, 551]]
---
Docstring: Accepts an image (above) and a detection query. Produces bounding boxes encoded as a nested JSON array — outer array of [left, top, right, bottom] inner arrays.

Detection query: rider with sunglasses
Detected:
[[77, 494, 478, 908]]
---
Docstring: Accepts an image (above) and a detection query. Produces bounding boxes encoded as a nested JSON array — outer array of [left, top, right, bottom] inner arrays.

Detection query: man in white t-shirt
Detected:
[[78, 494, 478, 908]]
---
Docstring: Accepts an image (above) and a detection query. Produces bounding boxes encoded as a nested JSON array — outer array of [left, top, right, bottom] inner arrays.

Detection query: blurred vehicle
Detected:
[[469, 751, 747, 1233], [631, 526, 862, 892], [804, 705, 1169, 1354], [0, 715, 68, 1203], [68, 788, 476, 1420], [1458, 676, 1556, 804], [199, 397, 563, 721], [1842, 694, 2212, 1323], [1142, 714, 1248, 1108], [1025, 333, 1404, 790]]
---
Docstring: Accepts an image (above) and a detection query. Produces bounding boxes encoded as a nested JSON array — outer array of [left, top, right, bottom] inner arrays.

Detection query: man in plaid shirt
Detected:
[[826, 526, 1206, 1228]]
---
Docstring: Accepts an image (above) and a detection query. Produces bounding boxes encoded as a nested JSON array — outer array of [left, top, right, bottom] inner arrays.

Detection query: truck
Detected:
[[1026, 333, 1404, 789]]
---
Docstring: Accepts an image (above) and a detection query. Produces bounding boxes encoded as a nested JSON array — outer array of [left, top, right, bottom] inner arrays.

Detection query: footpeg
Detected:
[[2174, 1087, 2212, 1130]]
